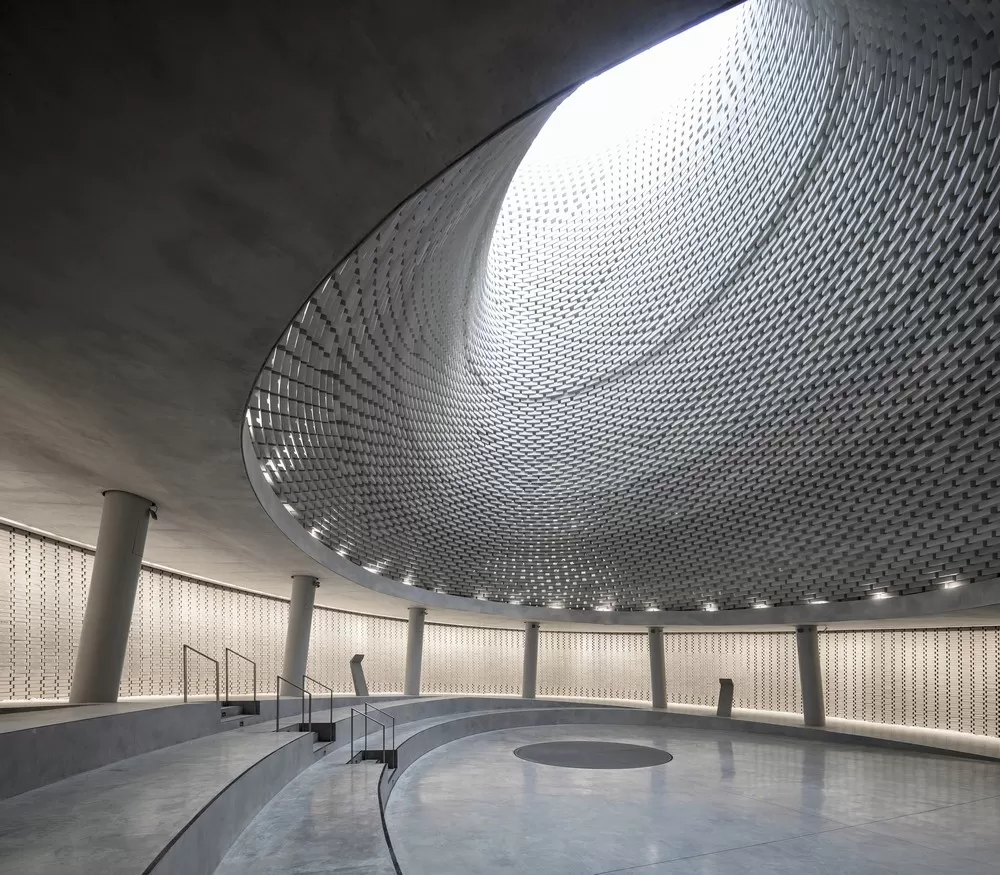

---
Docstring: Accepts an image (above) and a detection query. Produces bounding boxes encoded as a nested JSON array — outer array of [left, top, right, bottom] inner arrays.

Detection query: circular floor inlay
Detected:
[[513, 741, 672, 769]]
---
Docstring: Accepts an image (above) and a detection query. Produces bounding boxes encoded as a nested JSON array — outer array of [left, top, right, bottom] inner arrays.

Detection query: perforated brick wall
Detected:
[[245, 0, 1000, 615], [3, 522, 998, 736]]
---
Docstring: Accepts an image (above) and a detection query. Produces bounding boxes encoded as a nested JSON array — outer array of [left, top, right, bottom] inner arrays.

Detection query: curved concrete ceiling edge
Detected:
[[243, 428, 1000, 627]]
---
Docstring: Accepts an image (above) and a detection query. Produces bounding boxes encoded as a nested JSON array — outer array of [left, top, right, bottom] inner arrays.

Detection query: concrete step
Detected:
[[221, 704, 244, 719]]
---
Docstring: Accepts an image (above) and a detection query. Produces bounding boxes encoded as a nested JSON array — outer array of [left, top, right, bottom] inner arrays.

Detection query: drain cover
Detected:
[[513, 741, 672, 769]]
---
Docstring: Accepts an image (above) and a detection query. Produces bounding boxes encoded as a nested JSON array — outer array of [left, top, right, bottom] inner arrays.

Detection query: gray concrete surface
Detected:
[[0, 0, 730, 624], [0, 729, 313, 874], [0, 701, 220, 799], [386, 724, 1000, 874]]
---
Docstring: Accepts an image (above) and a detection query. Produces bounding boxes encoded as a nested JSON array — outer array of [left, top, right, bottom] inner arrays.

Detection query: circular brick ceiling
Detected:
[[246, 0, 1000, 615]]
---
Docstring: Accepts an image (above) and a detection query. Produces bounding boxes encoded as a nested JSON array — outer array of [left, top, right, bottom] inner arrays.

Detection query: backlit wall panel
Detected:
[[665, 632, 801, 713], [423, 624, 522, 696], [1, 525, 91, 700], [537, 631, 648, 701], [3, 523, 999, 738], [822, 629, 1000, 737], [307, 608, 406, 694], [123, 566, 288, 699]]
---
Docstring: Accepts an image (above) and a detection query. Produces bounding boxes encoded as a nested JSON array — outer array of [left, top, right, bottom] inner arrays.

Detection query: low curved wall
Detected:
[[3, 521, 999, 738]]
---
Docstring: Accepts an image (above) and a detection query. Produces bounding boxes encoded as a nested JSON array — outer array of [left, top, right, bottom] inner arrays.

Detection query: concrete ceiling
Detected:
[[3, 0, 998, 633], [0, 0, 739, 628]]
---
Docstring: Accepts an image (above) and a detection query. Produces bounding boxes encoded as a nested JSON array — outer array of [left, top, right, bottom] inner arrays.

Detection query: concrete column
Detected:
[[70, 490, 155, 703], [280, 575, 318, 697], [522, 621, 540, 699], [404, 606, 426, 696], [796, 624, 826, 727], [648, 626, 667, 709]]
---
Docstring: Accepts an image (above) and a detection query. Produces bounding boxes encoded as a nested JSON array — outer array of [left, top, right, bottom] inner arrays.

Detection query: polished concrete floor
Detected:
[[386, 725, 1000, 874]]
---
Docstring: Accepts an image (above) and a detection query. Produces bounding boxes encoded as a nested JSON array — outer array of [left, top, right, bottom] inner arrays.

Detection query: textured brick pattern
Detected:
[[823, 628, 1000, 736], [246, 0, 1000, 613], [307, 608, 406, 694], [3, 522, 999, 736], [665, 632, 802, 713], [537, 631, 649, 702], [423, 624, 523, 696]]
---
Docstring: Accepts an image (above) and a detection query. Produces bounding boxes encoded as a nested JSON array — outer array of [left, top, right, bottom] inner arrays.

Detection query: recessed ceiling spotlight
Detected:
[[402, 575, 415, 586], [752, 602, 769, 609], [703, 602, 718, 612], [871, 591, 891, 600], [476, 595, 488, 601], [509, 599, 522, 605], [549, 602, 564, 609], [942, 580, 962, 589], [645, 606, 659, 612], [595, 604, 613, 611], [809, 599, 828, 605]]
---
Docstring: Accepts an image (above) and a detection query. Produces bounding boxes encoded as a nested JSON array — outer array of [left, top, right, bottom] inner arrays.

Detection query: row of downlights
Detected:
[[284, 493, 966, 610]]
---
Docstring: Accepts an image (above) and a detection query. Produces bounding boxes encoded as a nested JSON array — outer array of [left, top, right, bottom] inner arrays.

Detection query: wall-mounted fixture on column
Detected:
[[795, 624, 825, 727], [522, 621, 540, 698], [69, 490, 156, 703], [404, 606, 427, 696], [648, 626, 667, 709], [280, 575, 319, 697]]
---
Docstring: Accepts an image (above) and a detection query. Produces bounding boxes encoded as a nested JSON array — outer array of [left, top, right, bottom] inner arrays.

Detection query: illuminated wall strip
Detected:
[[2, 522, 998, 736]]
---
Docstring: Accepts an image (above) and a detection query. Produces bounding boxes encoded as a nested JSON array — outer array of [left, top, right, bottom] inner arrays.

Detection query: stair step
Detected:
[[220, 705, 244, 719]]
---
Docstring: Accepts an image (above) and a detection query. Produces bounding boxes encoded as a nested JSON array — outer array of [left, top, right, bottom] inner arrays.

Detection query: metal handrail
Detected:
[[224, 648, 257, 710], [364, 702, 395, 750], [350, 707, 386, 763], [182, 645, 219, 703], [302, 674, 334, 731], [276, 676, 312, 733]]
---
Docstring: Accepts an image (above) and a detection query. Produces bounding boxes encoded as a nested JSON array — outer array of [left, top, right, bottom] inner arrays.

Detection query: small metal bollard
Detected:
[[716, 678, 734, 718]]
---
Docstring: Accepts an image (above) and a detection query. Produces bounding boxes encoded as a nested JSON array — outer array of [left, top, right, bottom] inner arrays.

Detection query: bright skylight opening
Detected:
[[523, 6, 746, 167]]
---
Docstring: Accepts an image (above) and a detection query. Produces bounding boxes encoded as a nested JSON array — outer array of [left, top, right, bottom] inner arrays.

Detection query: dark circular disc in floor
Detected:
[[512, 741, 673, 769]]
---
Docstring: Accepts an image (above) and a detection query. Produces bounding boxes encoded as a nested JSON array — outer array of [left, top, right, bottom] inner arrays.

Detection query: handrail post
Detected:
[[182, 644, 219, 703], [224, 648, 258, 713], [364, 702, 396, 750], [303, 674, 335, 735], [276, 676, 312, 733]]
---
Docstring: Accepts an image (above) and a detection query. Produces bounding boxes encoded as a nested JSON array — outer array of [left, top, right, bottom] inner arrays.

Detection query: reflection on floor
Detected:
[[386, 724, 1000, 875], [541, 697, 1000, 759]]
